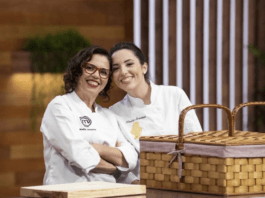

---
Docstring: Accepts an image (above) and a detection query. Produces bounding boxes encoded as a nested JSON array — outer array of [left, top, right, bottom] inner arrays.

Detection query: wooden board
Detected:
[[20, 182, 146, 198]]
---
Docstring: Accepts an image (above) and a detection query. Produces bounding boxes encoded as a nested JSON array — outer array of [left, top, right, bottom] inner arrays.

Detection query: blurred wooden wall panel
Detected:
[[222, 0, 230, 129], [0, 64, 12, 74], [235, 0, 243, 130], [0, 106, 30, 119], [257, 0, 265, 132], [16, 170, 44, 186], [0, 118, 42, 132], [0, 39, 27, 51], [155, 0, 163, 85], [91, 38, 127, 51], [0, 0, 123, 12], [209, 0, 217, 131], [168, 0, 176, 86], [0, 186, 20, 198], [0, 52, 11, 65], [182, 0, 190, 96], [97, 83, 127, 108], [10, 144, 43, 159], [0, 131, 43, 146], [0, 12, 108, 26], [0, 172, 15, 187], [0, 158, 45, 173], [247, 0, 257, 132], [0, 147, 10, 159], [124, 0, 133, 42], [0, 26, 124, 40], [195, 0, 204, 128], [140, 0, 149, 61]]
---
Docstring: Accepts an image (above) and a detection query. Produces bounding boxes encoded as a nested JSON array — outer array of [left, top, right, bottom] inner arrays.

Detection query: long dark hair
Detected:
[[63, 46, 112, 99], [110, 42, 150, 83]]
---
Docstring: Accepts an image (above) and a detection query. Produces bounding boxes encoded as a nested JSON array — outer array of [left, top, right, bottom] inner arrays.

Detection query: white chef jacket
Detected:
[[110, 82, 202, 183], [40, 91, 137, 185]]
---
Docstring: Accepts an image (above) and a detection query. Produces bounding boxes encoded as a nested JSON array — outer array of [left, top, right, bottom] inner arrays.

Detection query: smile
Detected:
[[86, 80, 100, 88], [121, 76, 133, 84]]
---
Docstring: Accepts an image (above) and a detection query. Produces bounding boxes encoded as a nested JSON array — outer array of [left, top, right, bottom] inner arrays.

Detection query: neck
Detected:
[[128, 80, 151, 105], [75, 89, 97, 111]]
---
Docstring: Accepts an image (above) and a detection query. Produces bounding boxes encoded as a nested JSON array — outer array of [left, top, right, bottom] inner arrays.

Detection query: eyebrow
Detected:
[[84, 63, 94, 66], [113, 59, 134, 66], [124, 59, 133, 63]]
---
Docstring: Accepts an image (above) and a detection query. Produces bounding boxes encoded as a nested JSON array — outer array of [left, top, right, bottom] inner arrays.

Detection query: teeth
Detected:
[[87, 80, 99, 86], [122, 77, 132, 83]]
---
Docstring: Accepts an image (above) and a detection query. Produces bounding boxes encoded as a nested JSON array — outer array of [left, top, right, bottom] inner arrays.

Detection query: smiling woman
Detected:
[[112, 49, 149, 102], [109, 42, 202, 184], [74, 54, 110, 111], [40, 46, 138, 185]]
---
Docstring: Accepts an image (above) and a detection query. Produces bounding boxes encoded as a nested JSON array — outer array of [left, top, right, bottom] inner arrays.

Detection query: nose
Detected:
[[91, 68, 100, 78], [120, 65, 127, 76]]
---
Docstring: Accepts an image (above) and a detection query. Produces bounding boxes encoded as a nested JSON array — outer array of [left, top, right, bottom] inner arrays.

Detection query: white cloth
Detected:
[[110, 82, 202, 183], [40, 91, 137, 185]]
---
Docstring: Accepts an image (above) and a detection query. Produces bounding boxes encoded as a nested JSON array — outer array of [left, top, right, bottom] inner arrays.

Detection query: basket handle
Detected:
[[177, 104, 233, 149], [232, 101, 265, 127]]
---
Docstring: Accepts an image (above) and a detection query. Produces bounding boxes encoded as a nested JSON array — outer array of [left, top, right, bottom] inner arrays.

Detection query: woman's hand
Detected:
[[91, 143, 104, 155], [91, 158, 117, 174], [131, 180, 140, 184], [91, 143, 128, 168], [116, 141, 121, 147]]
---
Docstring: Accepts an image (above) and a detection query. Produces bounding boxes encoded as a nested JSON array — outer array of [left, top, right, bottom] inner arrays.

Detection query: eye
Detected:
[[85, 64, 95, 71], [126, 62, 133, 67], [100, 69, 108, 75], [112, 66, 120, 71]]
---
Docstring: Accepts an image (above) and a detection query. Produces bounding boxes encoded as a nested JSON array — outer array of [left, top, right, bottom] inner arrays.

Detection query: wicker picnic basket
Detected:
[[139, 102, 265, 195]]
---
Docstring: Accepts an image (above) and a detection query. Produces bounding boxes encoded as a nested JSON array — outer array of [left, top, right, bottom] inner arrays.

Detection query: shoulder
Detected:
[[45, 94, 74, 113], [109, 94, 130, 113], [97, 104, 116, 117], [153, 83, 186, 95], [96, 105, 120, 125], [49, 94, 70, 106]]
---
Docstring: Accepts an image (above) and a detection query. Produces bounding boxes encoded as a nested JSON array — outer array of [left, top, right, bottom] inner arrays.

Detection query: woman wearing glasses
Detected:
[[109, 42, 202, 184], [40, 46, 137, 185]]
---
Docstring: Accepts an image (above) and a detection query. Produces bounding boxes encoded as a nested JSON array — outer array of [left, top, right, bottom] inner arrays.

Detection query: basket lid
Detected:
[[140, 130, 265, 146]]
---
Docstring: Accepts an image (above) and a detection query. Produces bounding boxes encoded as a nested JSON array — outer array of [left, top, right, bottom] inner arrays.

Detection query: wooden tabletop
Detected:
[[146, 189, 265, 198], [8, 189, 265, 198]]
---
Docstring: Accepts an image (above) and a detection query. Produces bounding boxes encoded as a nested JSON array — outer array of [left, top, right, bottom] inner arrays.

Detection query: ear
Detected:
[[142, 62, 148, 74]]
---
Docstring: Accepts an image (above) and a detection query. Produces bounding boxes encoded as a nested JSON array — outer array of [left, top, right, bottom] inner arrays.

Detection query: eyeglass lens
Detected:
[[84, 64, 109, 78]]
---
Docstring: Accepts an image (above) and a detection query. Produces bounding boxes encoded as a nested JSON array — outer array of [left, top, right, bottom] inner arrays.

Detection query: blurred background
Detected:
[[0, 0, 265, 197]]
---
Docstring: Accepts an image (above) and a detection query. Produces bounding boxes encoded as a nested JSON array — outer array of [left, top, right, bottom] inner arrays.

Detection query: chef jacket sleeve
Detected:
[[178, 89, 203, 134], [117, 171, 139, 184], [114, 122, 138, 172], [40, 97, 100, 174], [116, 157, 140, 184]]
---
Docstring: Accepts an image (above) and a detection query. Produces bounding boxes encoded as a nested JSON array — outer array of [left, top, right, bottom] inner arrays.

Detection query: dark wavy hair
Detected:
[[63, 46, 112, 99], [109, 42, 150, 83]]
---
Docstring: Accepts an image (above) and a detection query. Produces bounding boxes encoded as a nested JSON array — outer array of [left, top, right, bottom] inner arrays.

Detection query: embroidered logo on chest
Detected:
[[130, 122, 142, 139], [80, 116, 92, 127]]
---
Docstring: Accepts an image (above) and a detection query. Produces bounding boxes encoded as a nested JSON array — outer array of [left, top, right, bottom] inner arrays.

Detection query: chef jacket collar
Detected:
[[72, 91, 98, 112], [127, 81, 157, 107]]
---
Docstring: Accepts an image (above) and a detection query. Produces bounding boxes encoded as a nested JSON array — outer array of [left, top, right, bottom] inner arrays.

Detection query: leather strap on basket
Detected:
[[177, 104, 233, 150], [232, 102, 265, 127]]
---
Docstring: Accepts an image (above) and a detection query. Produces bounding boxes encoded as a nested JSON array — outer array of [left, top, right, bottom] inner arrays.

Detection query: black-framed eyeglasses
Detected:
[[82, 63, 110, 79]]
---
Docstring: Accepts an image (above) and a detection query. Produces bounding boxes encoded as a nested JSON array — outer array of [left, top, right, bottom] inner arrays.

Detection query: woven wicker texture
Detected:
[[140, 152, 265, 195], [139, 102, 265, 195], [140, 130, 265, 146]]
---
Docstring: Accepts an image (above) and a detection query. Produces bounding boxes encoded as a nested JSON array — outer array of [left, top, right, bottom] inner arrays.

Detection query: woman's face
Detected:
[[111, 49, 147, 93], [76, 54, 110, 98]]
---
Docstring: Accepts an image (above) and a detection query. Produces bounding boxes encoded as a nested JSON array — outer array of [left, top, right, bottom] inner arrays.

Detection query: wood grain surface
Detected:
[[20, 182, 146, 198]]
